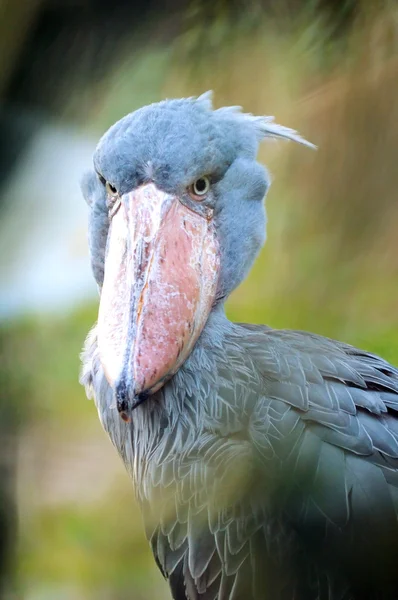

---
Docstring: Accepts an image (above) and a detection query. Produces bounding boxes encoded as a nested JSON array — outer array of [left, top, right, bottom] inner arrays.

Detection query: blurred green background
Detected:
[[1, 0, 398, 598]]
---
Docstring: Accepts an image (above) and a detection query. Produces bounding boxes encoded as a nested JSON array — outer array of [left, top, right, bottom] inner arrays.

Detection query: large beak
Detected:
[[97, 183, 220, 419]]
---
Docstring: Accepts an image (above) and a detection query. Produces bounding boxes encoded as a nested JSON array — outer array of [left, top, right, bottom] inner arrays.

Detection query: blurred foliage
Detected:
[[2, 0, 398, 598], [11, 309, 167, 599]]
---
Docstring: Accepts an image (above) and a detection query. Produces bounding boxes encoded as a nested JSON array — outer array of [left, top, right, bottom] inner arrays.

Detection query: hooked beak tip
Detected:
[[115, 378, 150, 421]]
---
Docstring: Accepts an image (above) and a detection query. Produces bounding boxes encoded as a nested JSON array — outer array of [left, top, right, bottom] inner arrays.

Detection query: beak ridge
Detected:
[[97, 183, 220, 417]]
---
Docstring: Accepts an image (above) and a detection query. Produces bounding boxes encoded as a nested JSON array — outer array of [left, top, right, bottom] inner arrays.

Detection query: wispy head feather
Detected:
[[196, 90, 214, 111], [248, 115, 316, 149], [195, 91, 316, 150]]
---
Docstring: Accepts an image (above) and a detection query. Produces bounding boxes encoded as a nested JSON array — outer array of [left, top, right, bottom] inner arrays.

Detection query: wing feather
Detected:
[[84, 322, 398, 599]]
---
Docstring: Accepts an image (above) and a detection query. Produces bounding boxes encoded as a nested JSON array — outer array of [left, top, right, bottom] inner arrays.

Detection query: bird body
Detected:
[[81, 93, 398, 599]]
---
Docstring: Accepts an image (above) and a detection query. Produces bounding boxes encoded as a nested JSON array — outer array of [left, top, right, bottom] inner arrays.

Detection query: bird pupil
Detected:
[[196, 179, 206, 192]]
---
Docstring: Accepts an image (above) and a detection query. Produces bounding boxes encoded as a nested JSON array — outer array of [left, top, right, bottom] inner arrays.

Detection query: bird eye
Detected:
[[100, 180, 120, 218], [106, 181, 118, 197], [189, 176, 210, 200], [97, 173, 118, 199]]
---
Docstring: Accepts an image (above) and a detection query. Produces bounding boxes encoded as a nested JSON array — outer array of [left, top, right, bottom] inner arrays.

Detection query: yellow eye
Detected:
[[103, 181, 120, 218], [189, 176, 210, 200], [106, 181, 118, 197]]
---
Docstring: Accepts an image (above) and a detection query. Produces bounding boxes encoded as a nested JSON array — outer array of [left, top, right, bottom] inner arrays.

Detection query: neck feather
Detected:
[[80, 304, 235, 488]]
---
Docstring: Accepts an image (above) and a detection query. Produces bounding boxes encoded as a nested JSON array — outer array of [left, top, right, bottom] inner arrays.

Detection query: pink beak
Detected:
[[97, 183, 220, 420]]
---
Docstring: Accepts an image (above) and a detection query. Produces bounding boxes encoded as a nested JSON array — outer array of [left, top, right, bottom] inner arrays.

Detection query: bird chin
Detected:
[[97, 182, 220, 419]]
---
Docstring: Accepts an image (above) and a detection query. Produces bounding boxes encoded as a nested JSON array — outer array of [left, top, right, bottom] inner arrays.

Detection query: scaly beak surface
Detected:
[[97, 183, 220, 418]]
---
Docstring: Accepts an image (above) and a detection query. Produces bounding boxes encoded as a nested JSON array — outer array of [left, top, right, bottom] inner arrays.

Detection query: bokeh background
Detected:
[[1, 0, 398, 598]]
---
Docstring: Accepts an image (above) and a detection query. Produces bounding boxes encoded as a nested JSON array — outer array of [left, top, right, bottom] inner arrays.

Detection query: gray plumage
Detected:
[[80, 93, 398, 600]]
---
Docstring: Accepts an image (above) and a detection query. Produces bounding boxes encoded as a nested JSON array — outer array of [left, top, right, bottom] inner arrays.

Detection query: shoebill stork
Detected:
[[80, 93, 398, 600]]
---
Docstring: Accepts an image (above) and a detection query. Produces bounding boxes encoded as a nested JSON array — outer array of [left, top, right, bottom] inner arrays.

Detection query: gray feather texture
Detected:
[[81, 94, 398, 600]]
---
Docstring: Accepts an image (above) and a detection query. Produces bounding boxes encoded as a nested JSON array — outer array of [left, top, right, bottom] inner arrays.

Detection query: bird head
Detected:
[[82, 92, 314, 419]]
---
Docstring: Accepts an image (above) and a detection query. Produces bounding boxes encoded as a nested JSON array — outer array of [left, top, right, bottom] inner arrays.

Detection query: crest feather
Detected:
[[251, 115, 316, 149], [196, 90, 214, 111], [215, 102, 316, 149]]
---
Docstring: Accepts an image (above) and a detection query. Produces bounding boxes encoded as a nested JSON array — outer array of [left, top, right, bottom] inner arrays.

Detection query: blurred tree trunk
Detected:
[[0, 0, 42, 98]]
